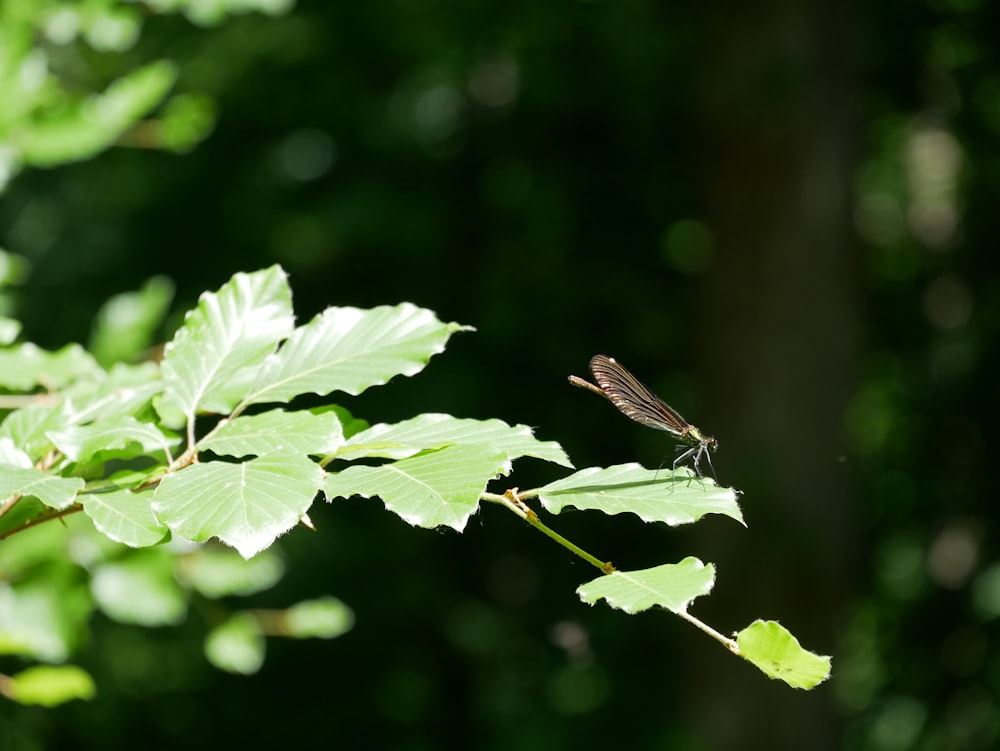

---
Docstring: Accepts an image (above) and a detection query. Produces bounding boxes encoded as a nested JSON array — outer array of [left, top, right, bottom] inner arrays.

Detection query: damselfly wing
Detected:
[[569, 354, 718, 479]]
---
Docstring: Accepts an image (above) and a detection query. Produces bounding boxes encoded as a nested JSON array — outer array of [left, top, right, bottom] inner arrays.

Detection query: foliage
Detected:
[[0, 266, 830, 707], [0, 0, 295, 194]]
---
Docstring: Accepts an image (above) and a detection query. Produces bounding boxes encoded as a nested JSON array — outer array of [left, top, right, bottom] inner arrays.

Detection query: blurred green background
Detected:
[[2, 0, 998, 749]]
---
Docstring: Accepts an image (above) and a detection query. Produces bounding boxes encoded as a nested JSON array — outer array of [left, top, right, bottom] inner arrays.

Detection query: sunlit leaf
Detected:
[[0, 343, 102, 390], [0, 405, 67, 460], [20, 61, 178, 166], [0, 317, 21, 345], [0, 467, 84, 510], [335, 413, 572, 467], [5, 665, 96, 706], [49, 416, 179, 463], [0, 573, 93, 661], [61, 363, 164, 425], [80, 5, 142, 52], [182, 0, 295, 26], [538, 463, 744, 527], [91, 549, 186, 626], [82, 488, 168, 548], [160, 266, 294, 417], [324, 444, 508, 531], [199, 408, 344, 458], [577, 558, 716, 614], [0, 437, 32, 468], [205, 613, 264, 675], [0, 365, 163, 463], [244, 303, 473, 405], [176, 546, 285, 598], [152, 454, 324, 558], [89, 276, 175, 367], [736, 620, 832, 689], [283, 597, 354, 639]]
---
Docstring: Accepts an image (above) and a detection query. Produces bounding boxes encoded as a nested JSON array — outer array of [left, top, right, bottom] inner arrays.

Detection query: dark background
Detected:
[[2, 0, 998, 749]]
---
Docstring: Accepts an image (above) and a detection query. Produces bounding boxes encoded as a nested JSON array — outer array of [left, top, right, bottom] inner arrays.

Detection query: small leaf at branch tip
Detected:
[[735, 620, 832, 690]]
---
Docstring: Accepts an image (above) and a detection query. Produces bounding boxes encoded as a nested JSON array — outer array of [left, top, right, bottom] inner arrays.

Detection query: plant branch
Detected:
[[673, 609, 739, 652], [0, 493, 22, 519], [0, 504, 84, 541], [0, 394, 58, 410], [485, 486, 738, 654], [482, 489, 613, 573]]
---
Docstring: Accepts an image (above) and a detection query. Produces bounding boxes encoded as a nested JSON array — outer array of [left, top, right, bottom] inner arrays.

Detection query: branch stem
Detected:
[[482, 490, 613, 573], [673, 609, 739, 652]]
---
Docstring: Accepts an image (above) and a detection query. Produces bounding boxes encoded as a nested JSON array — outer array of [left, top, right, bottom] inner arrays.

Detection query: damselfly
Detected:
[[569, 354, 718, 479]]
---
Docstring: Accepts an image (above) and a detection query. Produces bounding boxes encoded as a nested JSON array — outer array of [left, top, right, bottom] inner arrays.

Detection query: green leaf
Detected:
[[184, 0, 295, 25], [5, 665, 96, 706], [283, 597, 354, 639], [84, 8, 143, 53], [205, 613, 265, 675], [0, 317, 21, 345], [537, 463, 744, 527], [0, 365, 163, 462], [335, 413, 572, 467], [91, 550, 186, 626], [736, 620, 832, 689], [20, 61, 178, 166], [327, 405, 369, 440], [160, 266, 294, 418], [0, 573, 93, 661], [0, 343, 102, 390], [324, 444, 508, 532], [577, 558, 716, 614], [0, 405, 67, 460], [49, 416, 180, 463], [0, 507, 82, 577], [89, 275, 175, 367], [0, 466, 84, 510], [0, 437, 32, 468], [159, 92, 216, 152], [105, 466, 168, 490], [0, 497, 48, 544], [199, 408, 344, 459], [0, 248, 30, 286], [61, 362, 164, 425], [244, 303, 473, 405], [152, 454, 324, 558], [82, 489, 169, 548], [176, 546, 285, 598]]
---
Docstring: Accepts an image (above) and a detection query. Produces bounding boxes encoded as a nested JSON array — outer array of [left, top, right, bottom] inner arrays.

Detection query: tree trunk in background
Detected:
[[692, 2, 858, 747]]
